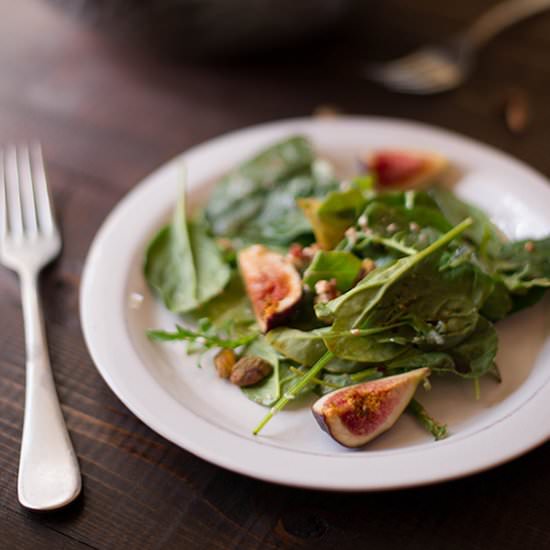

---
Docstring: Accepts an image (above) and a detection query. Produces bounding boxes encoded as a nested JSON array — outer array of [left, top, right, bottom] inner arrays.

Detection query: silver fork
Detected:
[[0, 144, 81, 510], [365, 0, 550, 94]]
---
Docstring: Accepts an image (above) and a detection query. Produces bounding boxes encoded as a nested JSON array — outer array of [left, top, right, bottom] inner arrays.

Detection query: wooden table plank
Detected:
[[0, 1, 549, 548]]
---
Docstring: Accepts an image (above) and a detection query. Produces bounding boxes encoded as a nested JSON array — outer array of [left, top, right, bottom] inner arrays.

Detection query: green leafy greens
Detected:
[[144, 188, 230, 313], [143, 135, 550, 445]]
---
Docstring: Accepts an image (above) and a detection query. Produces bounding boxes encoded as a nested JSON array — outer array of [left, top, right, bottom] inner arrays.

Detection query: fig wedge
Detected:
[[312, 367, 430, 448], [238, 245, 302, 332], [363, 150, 447, 190]]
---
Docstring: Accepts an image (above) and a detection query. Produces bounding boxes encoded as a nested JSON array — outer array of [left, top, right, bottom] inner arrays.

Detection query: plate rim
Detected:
[[80, 115, 550, 491]]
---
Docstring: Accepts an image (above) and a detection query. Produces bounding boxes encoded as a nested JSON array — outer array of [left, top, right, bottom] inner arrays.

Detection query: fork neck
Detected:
[[20, 270, 47, 364], [457, 0, 550, 54]]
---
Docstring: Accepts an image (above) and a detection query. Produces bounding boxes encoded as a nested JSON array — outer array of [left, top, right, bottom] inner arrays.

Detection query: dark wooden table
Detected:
[[1, 1, 549, 548]]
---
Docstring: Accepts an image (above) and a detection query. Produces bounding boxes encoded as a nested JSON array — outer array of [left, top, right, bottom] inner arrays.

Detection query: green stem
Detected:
[[489, 363, 502, 383], [288, 367, 333, 388], [360, 235, 418, 256], [473, 377, 481, 400], [410, 217, 473, 260], [407, 398, 448, 441], [404, 190, 416, 210], [253, 351, 334, 435]]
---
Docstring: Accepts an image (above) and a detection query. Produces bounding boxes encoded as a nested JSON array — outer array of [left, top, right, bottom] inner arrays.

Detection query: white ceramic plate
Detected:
[[81, 117, 550, 491]]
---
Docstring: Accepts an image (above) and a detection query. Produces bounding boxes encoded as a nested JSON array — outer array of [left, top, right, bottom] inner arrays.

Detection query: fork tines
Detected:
[[0, 144, 55, 242]]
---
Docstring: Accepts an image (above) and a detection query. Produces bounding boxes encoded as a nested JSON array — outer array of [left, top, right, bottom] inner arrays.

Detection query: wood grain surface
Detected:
[[0, 1, 549, 548]]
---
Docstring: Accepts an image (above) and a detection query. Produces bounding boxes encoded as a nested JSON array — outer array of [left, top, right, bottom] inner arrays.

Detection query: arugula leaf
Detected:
[[144, 192, 230, 313], [147, 323, 257, 351], [303, 251, 362, 292]]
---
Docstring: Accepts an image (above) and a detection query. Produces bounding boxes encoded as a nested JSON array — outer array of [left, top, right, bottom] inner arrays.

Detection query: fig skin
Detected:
[[312, 368, 430, 448], [238, 245, 303, 332], [363, 150, 447, 190]]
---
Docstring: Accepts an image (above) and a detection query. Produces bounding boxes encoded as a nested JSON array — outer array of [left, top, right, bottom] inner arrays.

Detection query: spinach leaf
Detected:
[[359, 201, 451, 252], [318, 219, 475, 361], [238, 164, 339, 246], [323, 357, 370, 374], [303, 250, 362, 292], [317, 186, 367, 219], [481, 281, 513, 321], [366, 199, 452, 234], [407, 262, 494, 349], [372, 189, 441, 210], [243, 357, 315, 407], [144, 192, 230, 313], [493, 237, 550, 292], [386, 316, 496, 380], [349, 316, 494, 383], [266, 327, 327, 366], [193, 272, 255, 330], [266, 326, 371, 373], [299, 186, 366, 249], [241, 338, 282, 406], [240, 175, 314, 245], [205, 136, 314, 236], [448, 316, 497, 378], [387, 351, 456, 374], [509, 287, 547, 314], [428, 187, 506, 256], [281, 364, 317, 399], [319, 368, 382, 395]]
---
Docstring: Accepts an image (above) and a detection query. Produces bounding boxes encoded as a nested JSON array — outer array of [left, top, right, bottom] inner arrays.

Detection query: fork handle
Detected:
[[17, 271, 81, 510], [460, 0, 550, 51]]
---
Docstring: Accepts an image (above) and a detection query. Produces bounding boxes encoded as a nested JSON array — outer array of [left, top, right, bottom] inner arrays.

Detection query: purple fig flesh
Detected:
[[362, 149, 447, 190], [238, 245, 302, 332], [312, 368, 430, 448]]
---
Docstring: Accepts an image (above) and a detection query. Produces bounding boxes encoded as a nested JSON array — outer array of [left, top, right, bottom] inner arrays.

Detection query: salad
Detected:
[[144, 136, 550, 448]]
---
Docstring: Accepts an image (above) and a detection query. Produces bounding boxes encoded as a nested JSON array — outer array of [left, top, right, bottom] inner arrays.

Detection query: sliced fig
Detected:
[[363, 150, 447, 189], [312, 368, 430, 448], [238, 245, 302, 332]]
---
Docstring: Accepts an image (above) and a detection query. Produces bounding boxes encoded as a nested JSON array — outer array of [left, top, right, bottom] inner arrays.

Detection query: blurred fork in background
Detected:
[[365, 0, 550, 94]]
